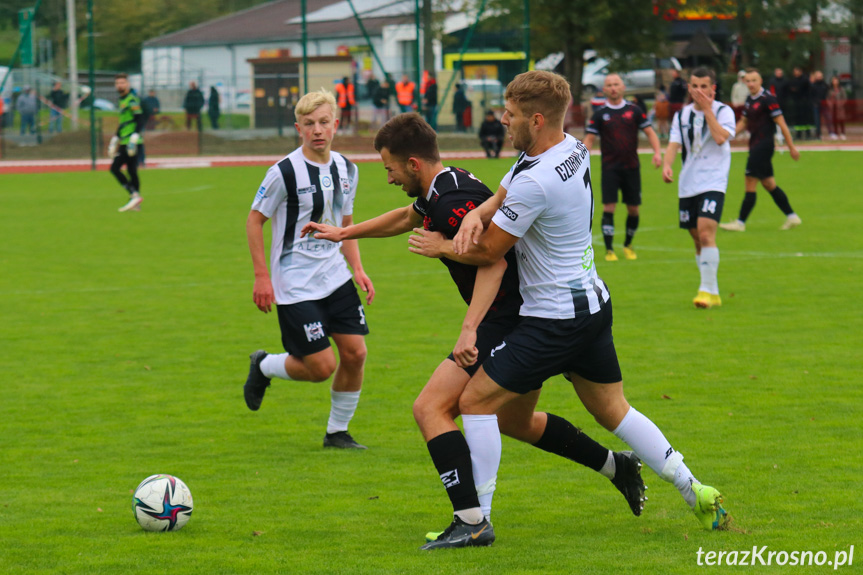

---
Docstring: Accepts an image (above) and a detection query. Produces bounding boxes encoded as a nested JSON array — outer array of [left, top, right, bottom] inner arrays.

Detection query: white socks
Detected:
[[612, 407, 697, 507], [326, 390, 361, 434], [698, 247, 720, 295], [260, 353, 291, 379], [462, 414, 501, 520], [599, 450, 616, 479]]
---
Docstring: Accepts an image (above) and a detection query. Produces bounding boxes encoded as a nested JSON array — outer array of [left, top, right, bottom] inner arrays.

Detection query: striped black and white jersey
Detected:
[[670, 101, 736, 198], [494, 134, 609, 320], [251, 147, 359, 304]]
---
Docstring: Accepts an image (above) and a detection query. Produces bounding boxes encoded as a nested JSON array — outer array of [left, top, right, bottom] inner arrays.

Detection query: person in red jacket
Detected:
[[335, 76, 355, 132]]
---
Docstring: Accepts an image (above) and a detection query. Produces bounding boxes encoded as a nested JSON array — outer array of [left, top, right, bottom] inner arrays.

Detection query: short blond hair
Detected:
[[504, 71, 572, 127], [295, 89, 337, 118]]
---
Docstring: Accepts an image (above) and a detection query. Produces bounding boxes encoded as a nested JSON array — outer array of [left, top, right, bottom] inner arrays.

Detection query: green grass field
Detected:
[[1, 152, 861, 574]]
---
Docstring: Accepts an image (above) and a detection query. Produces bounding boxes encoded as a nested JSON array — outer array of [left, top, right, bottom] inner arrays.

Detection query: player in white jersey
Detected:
[[410, 71, 729, 546], [243, 90, 375, 449], [302, 113, 646, 549], [662, 67, 736, 309]]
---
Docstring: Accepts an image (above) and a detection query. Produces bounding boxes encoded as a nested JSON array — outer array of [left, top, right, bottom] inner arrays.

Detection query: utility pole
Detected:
[[67, 0, 79, 129]]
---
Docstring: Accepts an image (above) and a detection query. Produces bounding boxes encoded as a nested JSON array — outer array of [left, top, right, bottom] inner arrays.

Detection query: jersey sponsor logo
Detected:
[[255, 185, 268, 200], [623, 110, 633, 119], [340, 178, 351, 194], [581, 245, 594, 271], [440, 469, 460, 488], [499, 205, 519, 221], [447, 201, 478, 228], [297, 185, 316, 195], [303, 321, 325, 342]]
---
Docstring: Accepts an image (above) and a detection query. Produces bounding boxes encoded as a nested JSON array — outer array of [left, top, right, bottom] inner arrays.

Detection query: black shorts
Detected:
[[482, 301, 622, 394], [276, 279, 369, 357], [601, 167, 642, 206], [745, 146, 775, 179], [447, 313, 521, 377], [678, 191, 725, 229]]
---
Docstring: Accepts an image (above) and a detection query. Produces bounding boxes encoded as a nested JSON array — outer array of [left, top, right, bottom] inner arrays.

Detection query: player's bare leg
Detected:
[[568, 373, 728, 529], [693, 217, 720, 308], [324, 333, 367, 448]]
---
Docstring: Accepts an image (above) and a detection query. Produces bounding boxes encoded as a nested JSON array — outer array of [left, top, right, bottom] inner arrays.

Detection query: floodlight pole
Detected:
[[67, 0, 79, 129], [523, 0, 530, 72], [415, 0, 422, 114], [87, 0, 96, 170], [301, 0, 308, 92]]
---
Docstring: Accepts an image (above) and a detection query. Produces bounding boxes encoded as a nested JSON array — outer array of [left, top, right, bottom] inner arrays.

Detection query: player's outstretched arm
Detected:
[[302, 205, 421, 242], [339, 215, 375, 304], [773, 115, 800, 161], [662, 142, 680, 183], [452, 185, 508, 254], [453, 258, 508, 368], [410, 222, 516, 267], [247, 210, 275, 313]]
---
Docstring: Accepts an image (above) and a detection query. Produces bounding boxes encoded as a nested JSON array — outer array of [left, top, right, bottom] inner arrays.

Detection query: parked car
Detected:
[[581, 58, 665, 96]]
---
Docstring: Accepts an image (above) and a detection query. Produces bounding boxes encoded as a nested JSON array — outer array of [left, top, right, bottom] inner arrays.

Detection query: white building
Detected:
[[141, 0, 476, 102]]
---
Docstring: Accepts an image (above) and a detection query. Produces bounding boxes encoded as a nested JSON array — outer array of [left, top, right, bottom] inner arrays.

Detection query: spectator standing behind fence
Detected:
[[17, 87, 37, 135], [668, 69, 687, 118], [48, 81, 68, 134], [143, 90, 160, 131], [208, 86, 221, 130], [826, 76, 847, 140], [653, 87, 670, 140], [810, 71, 828, 140], [730, 71, 748, 120], [453, 83, 469, 132], [786, 67, 812, 140], [335, 77, 355, 132], [371, 78, 390, 129], [423, 75, 438, 130], [395, 74, 415, 113], [478, 109, 505, 158], [183, 81, 204, 131]]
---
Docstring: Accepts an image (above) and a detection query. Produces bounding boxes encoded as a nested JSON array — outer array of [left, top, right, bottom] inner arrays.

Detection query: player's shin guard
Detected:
[[463, 414, 501, 519], [533, 413, 609, 472], [738, 192, 757, 222], [768, 186, 794, 215], [612, 407, 696, 506], [698, 247, 720, 295], [624, 215, 639, 247], [426, 431, 482, 517], [327, 390, 360, 434], [602, 212, 615, 251]]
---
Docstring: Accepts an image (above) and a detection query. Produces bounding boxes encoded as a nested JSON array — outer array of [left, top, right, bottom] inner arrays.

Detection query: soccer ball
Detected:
[[132, 474, 193, 532]]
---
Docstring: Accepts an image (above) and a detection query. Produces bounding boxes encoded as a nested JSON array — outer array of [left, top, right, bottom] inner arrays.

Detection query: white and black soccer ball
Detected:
[[132, 474, 193, 532]]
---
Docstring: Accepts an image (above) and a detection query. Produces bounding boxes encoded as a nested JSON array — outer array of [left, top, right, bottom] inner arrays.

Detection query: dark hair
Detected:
[[690, 67, 715, 83], [374, 113, 440, 162], [744, 67, 759, 76], [115, 73, 128, 80]]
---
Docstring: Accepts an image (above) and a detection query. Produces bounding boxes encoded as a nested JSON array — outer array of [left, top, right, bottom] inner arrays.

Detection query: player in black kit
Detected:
[[583, 74, 661, 261], [301, 113, 645, 549], [720, 68, 802, 232]]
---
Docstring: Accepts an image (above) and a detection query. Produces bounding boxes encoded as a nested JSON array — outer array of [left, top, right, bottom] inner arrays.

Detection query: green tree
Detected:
[[479, 0, 672, 104]]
